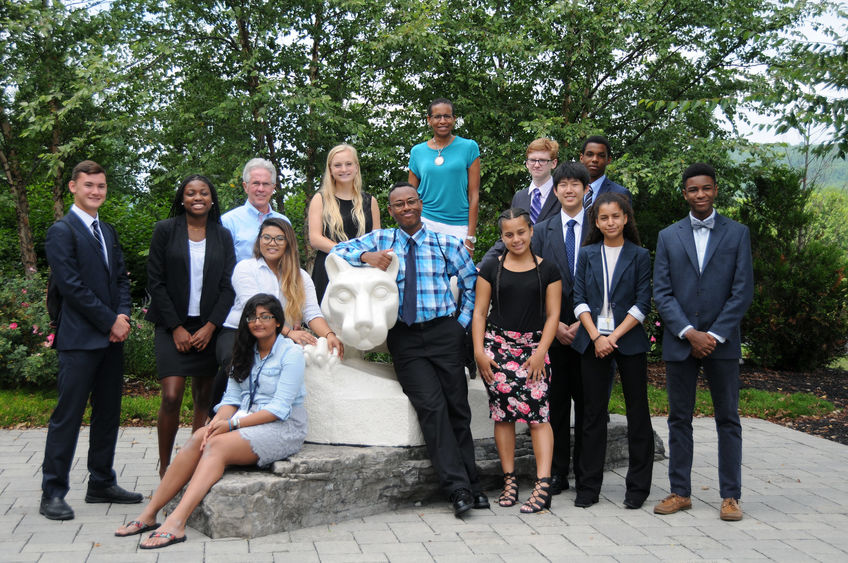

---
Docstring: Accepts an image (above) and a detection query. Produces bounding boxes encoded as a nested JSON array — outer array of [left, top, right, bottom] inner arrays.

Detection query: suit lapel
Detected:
[[539, 189, 560, 222], [67, 213, 109, 272], [547, 215, 572, 282], [674, 220, 700, 275], [588, 245, 604, 295], [609, 241, 636, 293], [701, 214, 727, 272]]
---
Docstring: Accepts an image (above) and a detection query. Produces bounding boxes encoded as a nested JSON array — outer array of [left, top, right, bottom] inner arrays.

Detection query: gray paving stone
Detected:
[[360, 541, 430, 555]]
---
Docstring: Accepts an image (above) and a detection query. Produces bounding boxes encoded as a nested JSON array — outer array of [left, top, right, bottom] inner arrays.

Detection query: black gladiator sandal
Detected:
[[520, 477, 552, 513], [498, 472, 519, 507]]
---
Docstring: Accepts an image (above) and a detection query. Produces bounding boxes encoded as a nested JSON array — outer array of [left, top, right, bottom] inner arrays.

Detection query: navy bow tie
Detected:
[[691, 216, 715, 231]]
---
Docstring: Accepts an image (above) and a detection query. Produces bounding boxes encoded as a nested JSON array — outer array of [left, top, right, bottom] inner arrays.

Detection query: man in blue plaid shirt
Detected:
[[332, 182, 488, 517]]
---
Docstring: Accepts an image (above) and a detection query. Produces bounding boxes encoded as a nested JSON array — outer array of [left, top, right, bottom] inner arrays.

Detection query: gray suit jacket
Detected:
[[653, 214, 754, 361]]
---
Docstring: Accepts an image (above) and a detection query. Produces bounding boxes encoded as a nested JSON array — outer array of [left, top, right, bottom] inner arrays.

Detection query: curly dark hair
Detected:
[[583, 192, 641, 246], [229, 294, 285, 383], [168, 174, 222, 222]]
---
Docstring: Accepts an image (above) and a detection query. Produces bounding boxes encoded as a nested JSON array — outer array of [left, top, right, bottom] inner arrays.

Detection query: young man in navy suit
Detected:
[[652, 163, 754, 521], [40, 160, 142, 520], [578, 135, 632, 208], [530, 161, 591, 495], [479, 138, 560, 267]]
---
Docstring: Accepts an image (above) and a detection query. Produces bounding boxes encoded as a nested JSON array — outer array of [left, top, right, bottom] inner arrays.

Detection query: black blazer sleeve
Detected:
[[205, 224, 236, 327]]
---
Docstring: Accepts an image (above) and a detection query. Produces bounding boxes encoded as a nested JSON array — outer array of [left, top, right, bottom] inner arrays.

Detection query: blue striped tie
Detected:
[[583, 187, 594, 210], [529, 188, 542, 224], [566, 219, 576, 277]]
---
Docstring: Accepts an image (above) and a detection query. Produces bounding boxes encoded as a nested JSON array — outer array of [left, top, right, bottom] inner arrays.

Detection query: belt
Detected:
[[401, 315, 454, 330]]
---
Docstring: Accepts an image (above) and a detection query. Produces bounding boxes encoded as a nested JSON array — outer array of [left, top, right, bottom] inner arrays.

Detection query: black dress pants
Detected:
[[548, 343, 584, 485], [42, 345, 124, 498], [578, 349, 653, 503], [386, 316, 480, 497]]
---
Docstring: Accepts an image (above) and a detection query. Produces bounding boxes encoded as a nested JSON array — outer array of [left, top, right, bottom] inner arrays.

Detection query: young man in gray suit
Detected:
[[652, 162, 754, 521]]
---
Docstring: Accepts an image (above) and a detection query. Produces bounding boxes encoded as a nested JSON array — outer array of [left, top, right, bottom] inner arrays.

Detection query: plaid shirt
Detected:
[[331, 226, 477, 328]]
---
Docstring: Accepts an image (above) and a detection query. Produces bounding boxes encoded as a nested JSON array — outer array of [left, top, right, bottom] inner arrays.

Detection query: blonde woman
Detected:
[[308, 144, 380, 302], [208, 218, 343, 413]]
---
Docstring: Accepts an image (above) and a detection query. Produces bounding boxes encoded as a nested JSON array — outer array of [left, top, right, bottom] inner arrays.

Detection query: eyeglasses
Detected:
[[260, 234, 286, 244], [249, 181, 274, 189], [246, 314, 275, 323], [526, 159, 553, 166], [429, 114, 454, 121], [390, 197, 421, 210]]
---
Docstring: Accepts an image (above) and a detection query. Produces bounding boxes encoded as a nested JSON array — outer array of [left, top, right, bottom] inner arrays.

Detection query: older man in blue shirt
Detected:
[[332, 181, 487, 517], [222, 158, 290, 261]]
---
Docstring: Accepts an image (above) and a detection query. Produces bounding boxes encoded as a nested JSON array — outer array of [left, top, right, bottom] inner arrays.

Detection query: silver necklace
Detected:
[[432, 136, 453, 166]]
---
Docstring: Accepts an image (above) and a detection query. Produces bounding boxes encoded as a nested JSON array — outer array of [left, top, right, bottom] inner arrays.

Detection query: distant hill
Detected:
[[758, 144, 848, 191]]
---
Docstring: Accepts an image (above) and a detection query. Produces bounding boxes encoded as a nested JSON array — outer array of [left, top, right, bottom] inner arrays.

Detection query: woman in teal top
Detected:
[[408, 97, 481, 254]]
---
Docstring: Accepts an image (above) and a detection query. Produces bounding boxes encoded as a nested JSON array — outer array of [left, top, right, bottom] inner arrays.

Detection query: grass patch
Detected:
[[0, 385, 193, 428], [608, 383, 834, 419]]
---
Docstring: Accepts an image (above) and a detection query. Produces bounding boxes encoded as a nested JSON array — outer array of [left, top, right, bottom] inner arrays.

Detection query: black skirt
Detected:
[[154, 316, 219, 380]]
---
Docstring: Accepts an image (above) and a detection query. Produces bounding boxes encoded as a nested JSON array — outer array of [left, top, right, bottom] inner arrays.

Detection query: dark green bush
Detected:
[[0, 273, 58, 387], [739, 166, 848, 370]]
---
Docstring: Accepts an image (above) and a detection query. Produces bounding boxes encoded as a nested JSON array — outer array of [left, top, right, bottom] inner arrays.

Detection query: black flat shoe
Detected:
[[549, 474, 569, 495], [624, 496, 645, 509], [40, 496, 74, 520], [85, 484, 143, 504], [472, 491, 490, 509], [450, 488, 474, 517], [574, 494, 599, 508]]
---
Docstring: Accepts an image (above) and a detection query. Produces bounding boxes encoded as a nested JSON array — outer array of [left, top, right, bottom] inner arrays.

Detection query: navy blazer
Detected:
[[595, 177, 632, 207], [45, 212, 131, 351], [530, 212, 589, 325], [653, 214, 754, 361], [571, 240, 652, 355], [145, 215, 236, 330]]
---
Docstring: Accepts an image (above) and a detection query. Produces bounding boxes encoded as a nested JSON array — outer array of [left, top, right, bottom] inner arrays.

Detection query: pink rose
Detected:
[[496, 382, 511, 394], [515, 401, 531, 415], [650, 336, 656, 342], [655, 321, 661, 326], [530, 388, 545, 400], [493, 372, 507, 383], [8, 322, 17, 330], [21, 289, 27, 294], [504, 361, 520, 372], [21, 302, 29, 308], [539, 406, 549, 418], [32, 325, 39, 334]]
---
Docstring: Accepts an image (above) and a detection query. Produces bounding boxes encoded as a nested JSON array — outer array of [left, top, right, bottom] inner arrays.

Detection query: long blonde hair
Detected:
[[253, 218, 305, 327], [319, 144, 366, 242]]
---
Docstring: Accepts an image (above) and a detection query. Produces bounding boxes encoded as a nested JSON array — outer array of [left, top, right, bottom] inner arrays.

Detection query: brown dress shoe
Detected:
[[653, 493, 692, 515], [720, 498, 743, 521]]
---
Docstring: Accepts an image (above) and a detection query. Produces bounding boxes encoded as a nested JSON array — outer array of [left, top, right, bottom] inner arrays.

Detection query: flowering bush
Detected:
[[645, 306, 664, 361], [124, 307, 157, 379], [0, 273, 58, 387]]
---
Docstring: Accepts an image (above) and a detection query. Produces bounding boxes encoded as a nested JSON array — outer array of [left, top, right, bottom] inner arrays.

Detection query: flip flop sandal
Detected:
[[139, 530, 187, 549], [114, 520, 159, 537]]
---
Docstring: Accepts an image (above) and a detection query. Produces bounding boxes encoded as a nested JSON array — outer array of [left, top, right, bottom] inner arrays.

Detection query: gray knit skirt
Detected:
[[238, 404, 307, 467]]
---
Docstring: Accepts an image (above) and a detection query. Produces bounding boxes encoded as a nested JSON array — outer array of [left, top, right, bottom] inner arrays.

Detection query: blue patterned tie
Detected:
[[529, 187, 542, 224], [91, 220, 107, 265], [565, 219, 576, 277], [401, 238, 418, 325], [583, 187, 594, 210]]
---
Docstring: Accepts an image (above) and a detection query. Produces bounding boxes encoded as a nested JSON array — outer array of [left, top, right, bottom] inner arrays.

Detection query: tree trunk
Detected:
[[0, 113, 38, 276], [50, 99, 65, 221]]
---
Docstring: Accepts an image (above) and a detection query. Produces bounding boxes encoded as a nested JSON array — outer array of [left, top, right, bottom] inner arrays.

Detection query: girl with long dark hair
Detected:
[[116, 294, 307, 548], [472, 208, 562, 513]]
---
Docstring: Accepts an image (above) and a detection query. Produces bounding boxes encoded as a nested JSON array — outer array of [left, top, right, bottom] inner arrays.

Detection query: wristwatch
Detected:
[[465, 235, 477, 244]]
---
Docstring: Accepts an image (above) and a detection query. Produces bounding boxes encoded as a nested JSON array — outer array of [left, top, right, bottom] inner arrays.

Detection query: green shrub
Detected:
[[125, 309, 157, 380], [739, 166, 848, 370], [0, 273, 58, 387]]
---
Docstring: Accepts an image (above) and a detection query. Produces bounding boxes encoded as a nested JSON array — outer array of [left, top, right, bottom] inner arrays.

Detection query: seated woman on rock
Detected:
[[115, 293, 307, 549]]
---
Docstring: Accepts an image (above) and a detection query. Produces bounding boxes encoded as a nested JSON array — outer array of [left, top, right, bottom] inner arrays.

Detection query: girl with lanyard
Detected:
[[116, 294, 307, 548], [571, 192, 654, 510], [472, 208, 562, 513]]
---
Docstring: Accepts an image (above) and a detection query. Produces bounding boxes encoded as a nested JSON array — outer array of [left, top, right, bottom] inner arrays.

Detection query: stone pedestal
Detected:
[[172, 416, 665, 539]]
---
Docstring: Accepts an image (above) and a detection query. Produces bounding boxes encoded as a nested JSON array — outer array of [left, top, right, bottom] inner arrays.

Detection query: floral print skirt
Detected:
[[483, 325, 551, 423]]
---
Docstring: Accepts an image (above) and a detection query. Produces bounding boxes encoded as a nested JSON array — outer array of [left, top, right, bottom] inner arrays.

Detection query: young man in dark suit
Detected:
[[40, 160, 142, 520], [479, 138, 560, 268], [530, 161, 591, 495], [579, 135, 632, 208], [652, 163, 754, 521]]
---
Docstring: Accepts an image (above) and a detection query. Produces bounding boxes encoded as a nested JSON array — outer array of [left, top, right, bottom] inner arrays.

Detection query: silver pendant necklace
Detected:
[[432, 136, 453, 166]]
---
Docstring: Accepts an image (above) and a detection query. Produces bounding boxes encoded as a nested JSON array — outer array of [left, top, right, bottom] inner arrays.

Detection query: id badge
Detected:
[[597, 315, 615, 335]]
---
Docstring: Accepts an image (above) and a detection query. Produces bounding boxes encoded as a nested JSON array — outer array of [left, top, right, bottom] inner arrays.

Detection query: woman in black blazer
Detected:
[[571, 192, 654, 510], [145, 175, 236, 477]]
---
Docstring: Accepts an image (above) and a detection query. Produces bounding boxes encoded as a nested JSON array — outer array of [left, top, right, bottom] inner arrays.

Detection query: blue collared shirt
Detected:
[[216, 335, 306, 421], [331, 225, 477, 328], [221, 201, 290, 262]]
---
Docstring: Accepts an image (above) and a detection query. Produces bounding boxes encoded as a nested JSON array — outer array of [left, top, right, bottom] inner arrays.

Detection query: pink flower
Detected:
[[137, 324, 143, 329], [530, 388, 545, 400], [21, 289, 27, 294], [21, 302, 29, 308], [8, 322, 17, 330], [32, 325, 39, 334], [650, 336, 656, 342], [493, 372, 507, 383], [496, 382, 511, 394], [142, 308, 148, 314], [539, 406, 549, 419], [655, 321, 661, 326], [504, 361, 520, 372], [47, 333, 55, 343], [515, 401, 531, 415]]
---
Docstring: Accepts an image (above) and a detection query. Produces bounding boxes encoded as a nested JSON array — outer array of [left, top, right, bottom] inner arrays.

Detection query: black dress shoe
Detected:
[[550, 474, 569, 495], [624, 496, 645, 509], [40, 496, 74, 520], [450, 488, 474, 517], [85, 484, 143, 504], [574, 494, 599, 508], [472, 491, 490, 509]]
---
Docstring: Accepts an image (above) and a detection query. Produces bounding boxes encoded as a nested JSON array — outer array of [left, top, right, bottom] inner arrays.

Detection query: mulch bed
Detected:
[[647, 363, 848, 446]]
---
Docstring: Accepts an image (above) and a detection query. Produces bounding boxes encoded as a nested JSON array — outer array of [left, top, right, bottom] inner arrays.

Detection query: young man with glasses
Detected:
[[332, 182, 488, 518], [222, 158, 291, 261]]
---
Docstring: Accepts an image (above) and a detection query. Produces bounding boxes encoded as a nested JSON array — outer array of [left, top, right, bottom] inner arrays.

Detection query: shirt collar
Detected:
[[396, 224, 427, 245], [561, 207, 585, 226], [70, 204, 98, 228], [244, 200, 273, 218], [529, 177, 554, 200], [253, 333, 286, 361], [689, 210, 716, 224], [590, 175, 606, 191]]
